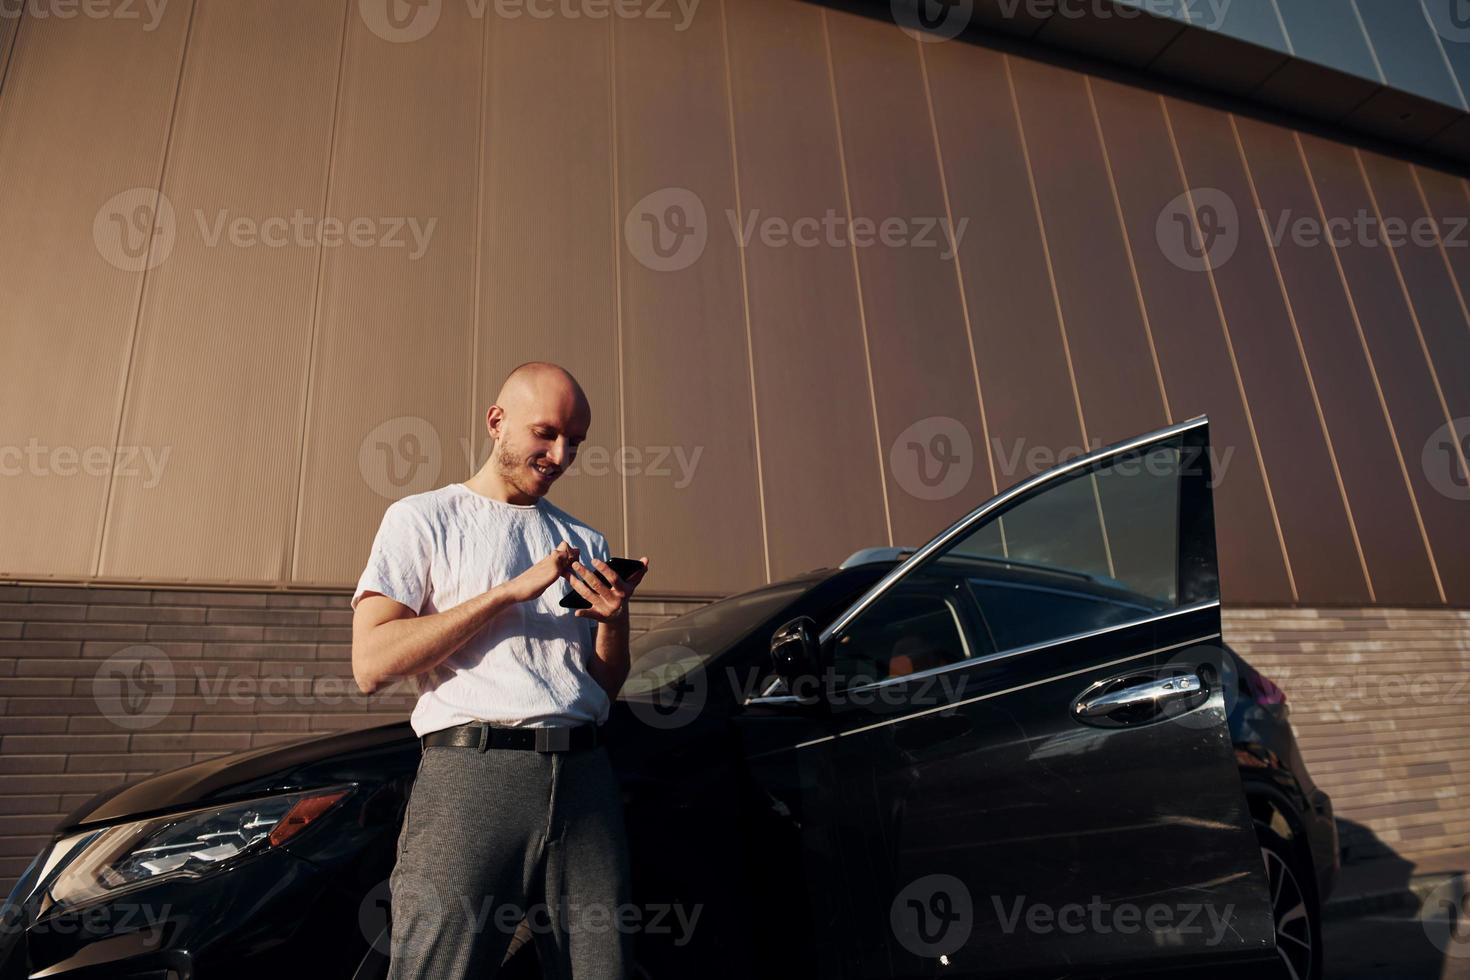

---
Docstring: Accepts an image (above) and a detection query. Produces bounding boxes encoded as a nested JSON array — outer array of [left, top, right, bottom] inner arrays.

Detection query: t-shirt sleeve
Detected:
[[352, 500, 434, 613]]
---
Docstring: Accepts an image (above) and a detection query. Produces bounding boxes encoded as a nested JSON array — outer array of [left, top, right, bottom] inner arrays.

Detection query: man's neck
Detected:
[[463, 467, 539, 507]]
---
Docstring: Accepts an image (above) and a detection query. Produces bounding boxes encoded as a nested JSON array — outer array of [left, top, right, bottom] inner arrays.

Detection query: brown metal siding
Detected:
[[289, 3, 483, 588], [823, 14, 991, 548], [1164, 97, 1372, 606], [0, 1, 1465, 606], [1232, 117, 1443, 606], [923, 42, 1084, 496], [0, 3, 191, 579], [476, 12, 626, 560], [1087, 79, 1295, 606], [613, 10, 767, 595], [97, 0, 346, 585], [1297, 133, 1470, 604], [1006, 57, 1169, 448], [1360, 153, 1470, 429], [724, 0, 890, 579]]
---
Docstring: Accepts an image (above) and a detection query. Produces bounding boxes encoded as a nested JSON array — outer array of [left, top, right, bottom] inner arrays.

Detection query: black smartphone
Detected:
[[559, 556, 647, 610]]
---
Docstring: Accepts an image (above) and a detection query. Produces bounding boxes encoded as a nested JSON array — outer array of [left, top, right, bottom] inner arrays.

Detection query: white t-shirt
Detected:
[[351, 483, 612, 737]]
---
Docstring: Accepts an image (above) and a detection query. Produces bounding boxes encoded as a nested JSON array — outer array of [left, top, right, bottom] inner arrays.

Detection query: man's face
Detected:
[[492, 402, 588, 499]]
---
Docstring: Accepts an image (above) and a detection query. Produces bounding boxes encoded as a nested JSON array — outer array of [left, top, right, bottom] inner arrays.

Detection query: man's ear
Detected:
[[485, 405, 504, 440]]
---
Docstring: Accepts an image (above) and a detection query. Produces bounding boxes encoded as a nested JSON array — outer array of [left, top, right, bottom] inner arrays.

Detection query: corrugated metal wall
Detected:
[[0, 0, 1467, 606]]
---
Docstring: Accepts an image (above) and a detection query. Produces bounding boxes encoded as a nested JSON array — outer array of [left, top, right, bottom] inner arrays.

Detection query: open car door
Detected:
[[744, 417, 1277, 978]]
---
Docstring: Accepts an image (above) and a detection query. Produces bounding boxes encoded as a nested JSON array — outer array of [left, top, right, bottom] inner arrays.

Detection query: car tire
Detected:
[[1256, 819, 1323, 980]]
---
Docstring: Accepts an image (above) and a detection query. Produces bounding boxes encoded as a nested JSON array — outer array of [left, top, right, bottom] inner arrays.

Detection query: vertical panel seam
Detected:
[[1159, 97, 1299, 602], [1229, 115, 1374, 601], [918, 42, 998, 498], [1355, 149, 1470, 483], [1419, 0, 1469, 111], [1084, 76, 1173, 426], [92, 0, 201, 579], [1293, 133, 1445, 603], [1003, 55, 1089, 449], [717, 0, 770, 584], [1409, 165, 1470, 344], [1347, 0, 1387, 84], [608, 17, 628, 553], [820, 10, 892, 548], [1267, 0, 1293, 57], [286, 0, 352, 584], [469, 2, 490, 475], [0, 3, 27, 114]]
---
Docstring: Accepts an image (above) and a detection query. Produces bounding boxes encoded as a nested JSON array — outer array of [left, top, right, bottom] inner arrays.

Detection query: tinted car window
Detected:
[[946, 443, 1183, 605], [968, 580, 1156, 652], [829, 569, 980, 687]]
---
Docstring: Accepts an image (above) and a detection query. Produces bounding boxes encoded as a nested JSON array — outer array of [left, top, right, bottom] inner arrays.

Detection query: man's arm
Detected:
[[586, 615, 631, 701], [352, 541, 580, 695], [567, 554, 649, 702], [352, 587, 517, 695]]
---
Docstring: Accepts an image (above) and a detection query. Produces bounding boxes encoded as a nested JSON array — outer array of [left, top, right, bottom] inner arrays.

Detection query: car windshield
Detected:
[[621, 580, 814, 696]]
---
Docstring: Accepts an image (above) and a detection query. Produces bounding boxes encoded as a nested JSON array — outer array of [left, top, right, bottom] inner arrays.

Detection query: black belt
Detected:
[[421, 721, 603, 753]]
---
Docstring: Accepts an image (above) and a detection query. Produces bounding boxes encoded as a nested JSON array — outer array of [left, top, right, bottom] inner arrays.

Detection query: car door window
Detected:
[[950, 443, 1183, 601], [829, 570, 983, 688], [968, 580, 1158, 652], [832, 440, 1194, 672]]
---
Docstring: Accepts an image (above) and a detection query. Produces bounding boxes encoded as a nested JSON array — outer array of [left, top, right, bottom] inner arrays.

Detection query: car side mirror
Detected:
[[768, 616, 822, 704]]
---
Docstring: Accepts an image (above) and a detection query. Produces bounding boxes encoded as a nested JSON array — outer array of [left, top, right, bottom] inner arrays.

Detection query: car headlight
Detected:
[[34, 787, 349, 918]]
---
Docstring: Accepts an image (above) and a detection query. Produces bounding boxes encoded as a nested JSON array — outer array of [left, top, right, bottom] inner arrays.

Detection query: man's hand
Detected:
[[505, 541, 580, 604], [568, 556, 649, 623]]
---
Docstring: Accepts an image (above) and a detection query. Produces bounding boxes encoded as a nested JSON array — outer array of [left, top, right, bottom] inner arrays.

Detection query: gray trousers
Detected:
[[386, 742, 633, 980]]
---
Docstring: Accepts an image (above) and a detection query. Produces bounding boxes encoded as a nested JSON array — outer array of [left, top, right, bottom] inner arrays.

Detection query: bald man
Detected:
[[352, 362, 648, 980]]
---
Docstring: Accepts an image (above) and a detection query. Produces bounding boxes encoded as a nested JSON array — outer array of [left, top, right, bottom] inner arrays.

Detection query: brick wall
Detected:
[[2, 585, 1466, 896], [1222, 607, 1470, 863], [0, 583, 704, 895]]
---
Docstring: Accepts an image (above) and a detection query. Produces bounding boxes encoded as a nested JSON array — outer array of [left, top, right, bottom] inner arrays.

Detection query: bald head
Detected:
[[480, 361, 591, 502], [494, 361, 590, 423]]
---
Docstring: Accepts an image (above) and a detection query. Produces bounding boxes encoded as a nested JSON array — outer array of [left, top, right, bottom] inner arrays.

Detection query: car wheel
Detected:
[[1256, 821, 1322, 980]]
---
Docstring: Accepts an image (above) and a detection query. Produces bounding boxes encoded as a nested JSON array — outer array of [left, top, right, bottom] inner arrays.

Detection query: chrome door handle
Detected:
[[1074, 674, 1202, 719]]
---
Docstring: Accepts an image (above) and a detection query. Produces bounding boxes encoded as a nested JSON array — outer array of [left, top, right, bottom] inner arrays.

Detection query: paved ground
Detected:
[[1326, 903, 1470, 979]]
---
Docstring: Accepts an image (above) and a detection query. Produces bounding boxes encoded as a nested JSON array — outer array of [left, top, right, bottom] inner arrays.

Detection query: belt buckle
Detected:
[[535, 727, 571, 753], [476, 724, 490, 753]]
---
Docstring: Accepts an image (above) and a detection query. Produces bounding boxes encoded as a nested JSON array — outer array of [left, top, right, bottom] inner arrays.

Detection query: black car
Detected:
[[1, 418, 1337, 980]]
